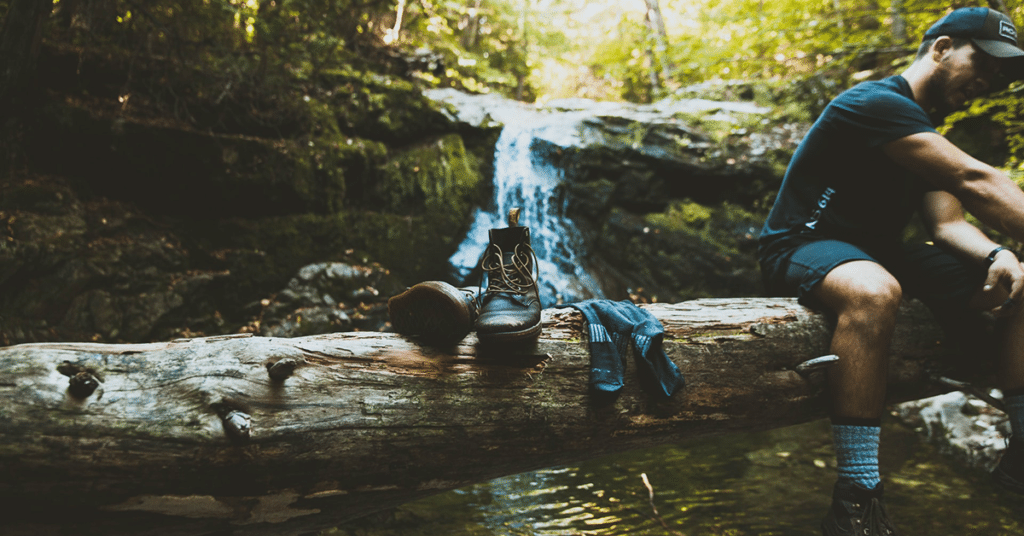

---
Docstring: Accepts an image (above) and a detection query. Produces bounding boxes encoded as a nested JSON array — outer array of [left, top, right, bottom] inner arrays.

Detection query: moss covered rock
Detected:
[[23, 102, 383, 218], [581, 203, 764, 304], [317, 70, 456, 145], [5, 85, 489, 345]]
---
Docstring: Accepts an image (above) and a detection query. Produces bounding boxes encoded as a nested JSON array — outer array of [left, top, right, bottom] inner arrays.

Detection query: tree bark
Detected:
[[0, 298, 963, 535]]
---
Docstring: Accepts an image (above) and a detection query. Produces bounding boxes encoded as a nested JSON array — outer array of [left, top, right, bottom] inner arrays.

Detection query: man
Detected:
[[758, 7, 1024, 535]]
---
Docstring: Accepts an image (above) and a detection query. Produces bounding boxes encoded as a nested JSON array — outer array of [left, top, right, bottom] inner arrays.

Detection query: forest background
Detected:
[[5, 0, 1024, 130], [3, 0, 1024, 346]]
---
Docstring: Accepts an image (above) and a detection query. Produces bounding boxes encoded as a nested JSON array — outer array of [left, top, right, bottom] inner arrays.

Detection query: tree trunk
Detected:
[[0, 0, 52, 111], [642, 0, 672, 93], [0, 298, 964, 535], [0, 0, 53, 174], [460, 0, 483, 51], [890, 0, 908, 46], [385, 0, 407, 44]]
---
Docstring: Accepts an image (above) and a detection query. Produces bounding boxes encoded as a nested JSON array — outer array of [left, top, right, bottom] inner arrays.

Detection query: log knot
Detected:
[[266, 357, 300, 381], [222, 410, 252, 440], [57, 360, 102, 398], [211, 401, 253, 441], [68, 371, 100, 398]]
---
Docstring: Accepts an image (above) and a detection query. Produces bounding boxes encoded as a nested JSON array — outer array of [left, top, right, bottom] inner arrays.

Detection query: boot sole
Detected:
[[476, 321, 542, 344], [388, 282, 473, 346]]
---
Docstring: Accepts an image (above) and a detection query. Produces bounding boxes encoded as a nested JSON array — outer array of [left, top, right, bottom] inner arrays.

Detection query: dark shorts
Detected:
[[760, 239, 985, 314]]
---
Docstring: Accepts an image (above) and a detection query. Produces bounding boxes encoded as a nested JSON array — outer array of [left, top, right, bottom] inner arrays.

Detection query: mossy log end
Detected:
[[0, 298, 954, 536]]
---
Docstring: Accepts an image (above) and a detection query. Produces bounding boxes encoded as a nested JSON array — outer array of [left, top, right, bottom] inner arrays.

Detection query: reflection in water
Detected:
[[328, 420, 1024, 535]]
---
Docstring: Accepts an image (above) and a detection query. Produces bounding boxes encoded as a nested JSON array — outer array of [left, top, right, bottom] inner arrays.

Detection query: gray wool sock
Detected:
[[832, 423, 882, 490]]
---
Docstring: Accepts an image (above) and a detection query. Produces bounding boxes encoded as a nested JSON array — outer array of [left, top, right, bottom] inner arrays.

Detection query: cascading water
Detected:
[[432, 86, 771, 308], [448, 122, 603, 307]]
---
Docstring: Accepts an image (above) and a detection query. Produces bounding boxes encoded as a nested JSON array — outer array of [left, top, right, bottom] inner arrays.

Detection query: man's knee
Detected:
[[847, 280, 902, 319], [819, 261, 903, 320]]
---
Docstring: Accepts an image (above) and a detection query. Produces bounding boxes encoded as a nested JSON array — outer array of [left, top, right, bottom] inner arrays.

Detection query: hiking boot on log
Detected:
[[474, 208, 542, 344], [388, 281, 480, 346]]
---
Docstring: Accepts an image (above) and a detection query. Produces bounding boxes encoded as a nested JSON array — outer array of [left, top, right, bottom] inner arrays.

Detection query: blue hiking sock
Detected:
[[832, 423, 881, 490], [1003, 392, 1024, 443]]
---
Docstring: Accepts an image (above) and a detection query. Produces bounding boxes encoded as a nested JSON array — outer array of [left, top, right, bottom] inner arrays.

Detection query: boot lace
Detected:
[[479, 243, 537, 295]]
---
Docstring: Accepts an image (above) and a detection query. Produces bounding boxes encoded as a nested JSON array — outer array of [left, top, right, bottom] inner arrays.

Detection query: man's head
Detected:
[[914, 8, 1024, 115], [924, 7, 1024, 60]]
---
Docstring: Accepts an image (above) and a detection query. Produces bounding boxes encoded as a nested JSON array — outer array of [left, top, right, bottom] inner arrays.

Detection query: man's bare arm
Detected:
[[921, 179, 1024, 310], [885, 131, 1024, 242], [920, 190, 1001, 260]]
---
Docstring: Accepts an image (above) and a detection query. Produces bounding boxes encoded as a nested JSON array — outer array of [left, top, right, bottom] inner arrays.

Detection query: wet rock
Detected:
[[256, 262, 404, 337], [893, 392, 1009, 471], [581, 205, 764, 303], [0, 175, 233, 344]]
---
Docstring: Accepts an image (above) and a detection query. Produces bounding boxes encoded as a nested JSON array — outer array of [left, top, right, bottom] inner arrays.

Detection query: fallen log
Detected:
[[0, 298, 963, 535]]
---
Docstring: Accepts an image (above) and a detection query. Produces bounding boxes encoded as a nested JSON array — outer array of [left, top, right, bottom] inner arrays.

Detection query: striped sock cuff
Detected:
[[832, 423, 881, 490]]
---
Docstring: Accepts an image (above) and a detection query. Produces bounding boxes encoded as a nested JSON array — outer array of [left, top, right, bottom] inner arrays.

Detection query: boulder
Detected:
[[894, 392, 1010, 471], [257, 262, 404, 337]]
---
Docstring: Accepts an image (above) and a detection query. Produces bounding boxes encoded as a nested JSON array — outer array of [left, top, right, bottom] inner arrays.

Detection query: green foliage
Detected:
[[943, 83, 1024, 168], [377, 134, 486, 225], [388, 0, 547, 99], [23, 0, 1024, 131], [939, 80, 1024, 251], [29, 0, 1019, 107], [529, 0, 1021, 103]]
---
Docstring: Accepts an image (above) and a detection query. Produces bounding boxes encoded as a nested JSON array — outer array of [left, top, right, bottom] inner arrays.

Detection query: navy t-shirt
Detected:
[[758, 75, 939, 261]]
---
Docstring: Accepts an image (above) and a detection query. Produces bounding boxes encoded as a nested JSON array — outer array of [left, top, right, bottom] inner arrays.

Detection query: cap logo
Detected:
[[1000, 19, 1017, 42]]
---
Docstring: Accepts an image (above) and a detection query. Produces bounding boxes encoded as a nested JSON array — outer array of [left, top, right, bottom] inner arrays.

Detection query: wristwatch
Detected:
[[985, 246, 1012, 268]]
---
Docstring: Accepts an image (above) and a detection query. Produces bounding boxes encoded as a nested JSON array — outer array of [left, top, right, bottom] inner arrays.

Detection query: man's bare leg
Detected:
[[816, 260, 903, 534], [816, 260, 903, 420]]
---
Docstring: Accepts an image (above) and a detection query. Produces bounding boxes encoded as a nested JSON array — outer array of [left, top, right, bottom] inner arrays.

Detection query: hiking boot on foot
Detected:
[[474, 208, 541, 344], [388, 281, 479, 346], [821, 480, 898, 536], [993, 438, 1024, 494]]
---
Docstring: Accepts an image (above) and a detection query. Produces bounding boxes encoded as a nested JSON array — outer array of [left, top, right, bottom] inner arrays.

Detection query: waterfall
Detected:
[[448, 123, 603, 307], [432, 87, 772, 308]]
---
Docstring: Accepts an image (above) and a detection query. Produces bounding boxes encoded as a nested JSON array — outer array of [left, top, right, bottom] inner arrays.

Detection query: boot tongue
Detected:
[[484, 226, 535, 290], [488, 226, 530, 251]]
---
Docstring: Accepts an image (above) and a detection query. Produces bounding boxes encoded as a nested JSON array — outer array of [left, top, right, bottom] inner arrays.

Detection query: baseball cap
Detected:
[[924, 7, 1024, 59]]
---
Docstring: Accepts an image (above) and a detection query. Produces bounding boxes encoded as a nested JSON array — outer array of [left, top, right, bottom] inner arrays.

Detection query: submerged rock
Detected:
[[894, 392, 1009, 471]]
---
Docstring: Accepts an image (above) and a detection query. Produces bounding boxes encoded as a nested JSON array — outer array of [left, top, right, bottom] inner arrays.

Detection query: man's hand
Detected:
[[983, 249, 1024, 316]]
